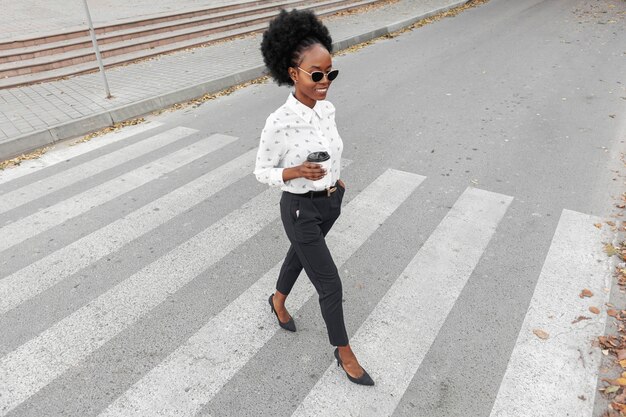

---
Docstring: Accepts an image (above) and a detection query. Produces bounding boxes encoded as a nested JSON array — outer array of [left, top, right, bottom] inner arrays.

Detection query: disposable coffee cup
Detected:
[[306, 151, 332, 189]]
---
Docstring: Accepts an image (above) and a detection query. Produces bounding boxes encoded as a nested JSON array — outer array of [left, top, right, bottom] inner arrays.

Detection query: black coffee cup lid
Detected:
[[306, 151, 330, 163]]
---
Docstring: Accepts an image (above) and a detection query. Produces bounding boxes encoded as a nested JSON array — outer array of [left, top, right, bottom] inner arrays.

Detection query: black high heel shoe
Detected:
[[334, 348, 375, 386], [268, 294, 296, 332]]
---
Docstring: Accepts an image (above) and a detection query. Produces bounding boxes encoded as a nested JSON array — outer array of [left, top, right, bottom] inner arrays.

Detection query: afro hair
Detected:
[[261, 9, 333, 86]]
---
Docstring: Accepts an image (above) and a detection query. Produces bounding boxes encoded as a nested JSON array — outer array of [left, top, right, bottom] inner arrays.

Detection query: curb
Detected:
[[0, 0, 468, 161]]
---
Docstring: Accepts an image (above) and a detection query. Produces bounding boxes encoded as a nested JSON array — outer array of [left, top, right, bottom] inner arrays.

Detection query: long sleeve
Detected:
[[254, 117, 286, 187], [254, 94, 342, 193]]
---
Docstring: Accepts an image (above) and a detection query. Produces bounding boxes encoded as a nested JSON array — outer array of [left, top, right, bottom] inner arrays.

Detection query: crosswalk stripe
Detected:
[[98, 168, 426, 417], [0, 124, 182, 215], [0, 132, 236, 254], [0, 187, 283, 416], [489, 209, 611, 417], [0, 122, 163, 186], [0, 149, 257, 316], [293, 187, 513, 417]]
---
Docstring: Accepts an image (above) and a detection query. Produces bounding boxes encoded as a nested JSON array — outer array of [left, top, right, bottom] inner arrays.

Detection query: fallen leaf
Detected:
[[608, 221, 617, 227], [620, 359, 626, 368], [606, 243, 619, 257], [614, 378, 626, 386], [615, 390, 626, 403], [606, 406, 624, 417], [609, 309, 619, 317], [618, 349, 626, 360], [596, 223, 604, 229], [612, 401, 626, 412], [533, 329, 549, 340], [572, 316, 592, 324], [590, 306, 601, 314], [581, 288, 594, 298], [606, 385, 621, 393]]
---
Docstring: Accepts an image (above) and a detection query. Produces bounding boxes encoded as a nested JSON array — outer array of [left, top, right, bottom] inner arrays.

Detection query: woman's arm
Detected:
[[282, 163, 326, 182], [254, 118, 287, 187], [254, 115, 327, 185]]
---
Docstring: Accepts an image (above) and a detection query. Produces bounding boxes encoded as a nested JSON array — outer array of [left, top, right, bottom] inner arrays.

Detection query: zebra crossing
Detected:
[[489, 210, 611, 417], [0, 123, 171, 215], [0, 148, 256, 315], [0, 123, 615, 416], [0, 122, 163, 186], [293, 188, 513, 417], [0, 129, 236, 253], [99, 168, 424, 417]]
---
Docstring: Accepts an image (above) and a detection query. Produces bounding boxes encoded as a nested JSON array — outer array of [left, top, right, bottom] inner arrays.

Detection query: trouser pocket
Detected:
[[293, 199, 323, 244]]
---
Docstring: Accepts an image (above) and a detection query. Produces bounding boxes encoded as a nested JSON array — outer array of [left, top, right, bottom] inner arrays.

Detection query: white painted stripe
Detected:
[[0, 149, 256, 315], [0, 187, 282, 416], [0, 122, 163, 185], [293, 187, 513, 417], [489, 209, 612, 417], [0, 132, 235, 253], [99, 168, 425, 417], [0, 124, 179, 215]]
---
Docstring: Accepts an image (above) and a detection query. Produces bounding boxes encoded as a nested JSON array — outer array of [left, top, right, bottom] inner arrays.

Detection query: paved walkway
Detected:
[[0, 0, 238, 40], [0, 0, 464, 159]]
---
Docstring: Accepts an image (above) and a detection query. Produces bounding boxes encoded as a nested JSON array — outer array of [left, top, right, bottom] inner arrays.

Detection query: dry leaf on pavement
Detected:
[[606, 385, 621, 394], [533, 329, 549, 340], [606, 243, 619, 257], [612, 378, 626, 386], [614, 390, 626, 403], [612, 401, 626, 412], [581, 288, 594, 298], [590, 306, 601, 314]]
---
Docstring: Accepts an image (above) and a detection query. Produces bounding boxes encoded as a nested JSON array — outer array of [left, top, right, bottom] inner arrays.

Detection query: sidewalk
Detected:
[[0, 0, 465, 160], [0, 0, 238, 40]]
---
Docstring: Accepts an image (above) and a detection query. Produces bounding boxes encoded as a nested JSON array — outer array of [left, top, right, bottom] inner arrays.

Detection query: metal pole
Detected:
[[82, 0, 112, 98]]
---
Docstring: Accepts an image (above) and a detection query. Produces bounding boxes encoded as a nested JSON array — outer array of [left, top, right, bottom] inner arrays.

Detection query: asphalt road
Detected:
[[0, 0, 625, 416]]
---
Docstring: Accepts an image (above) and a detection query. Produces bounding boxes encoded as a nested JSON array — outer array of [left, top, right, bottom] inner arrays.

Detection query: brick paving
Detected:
[[0, 0, 238, 40], [0, 0, 457, 148]]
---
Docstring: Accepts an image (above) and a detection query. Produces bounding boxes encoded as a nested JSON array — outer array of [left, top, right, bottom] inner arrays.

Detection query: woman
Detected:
[[254, 9, 374, 386]]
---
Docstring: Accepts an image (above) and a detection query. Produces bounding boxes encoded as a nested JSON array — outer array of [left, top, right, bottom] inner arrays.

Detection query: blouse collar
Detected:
[[286, 93, 326, 123]]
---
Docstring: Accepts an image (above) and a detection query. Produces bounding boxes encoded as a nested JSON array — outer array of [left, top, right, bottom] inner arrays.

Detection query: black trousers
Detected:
[[276, 185, 349, 346]]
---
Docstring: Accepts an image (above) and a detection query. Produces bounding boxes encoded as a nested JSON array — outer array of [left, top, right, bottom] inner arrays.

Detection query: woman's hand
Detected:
[[281, 162, 327, 182], [297, 162, 326, 181]]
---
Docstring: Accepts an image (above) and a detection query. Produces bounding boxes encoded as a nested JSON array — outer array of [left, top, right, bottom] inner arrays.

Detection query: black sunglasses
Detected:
[[297, 67, 339, 83]]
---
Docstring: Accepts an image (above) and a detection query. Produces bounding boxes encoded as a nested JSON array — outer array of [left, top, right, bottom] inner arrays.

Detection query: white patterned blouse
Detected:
[[254, 93, 344, 193]]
